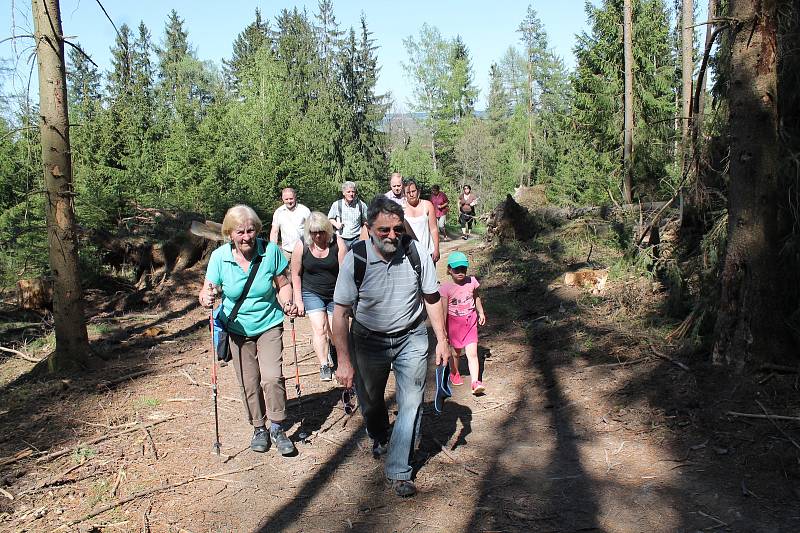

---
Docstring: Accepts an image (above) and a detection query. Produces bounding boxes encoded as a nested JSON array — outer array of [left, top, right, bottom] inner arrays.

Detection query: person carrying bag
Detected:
[[213, 254, 262, 364], [198, 205, 298, 457]]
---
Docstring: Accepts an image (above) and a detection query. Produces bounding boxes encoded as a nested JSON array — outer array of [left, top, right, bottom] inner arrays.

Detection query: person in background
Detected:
[[328, 181, 368, 250], [291, 212, 346, 382], [404, 178, 440, 263], [270, 188, 311, 261], [429, 184, 449, 242], [458, 184, 478, 240], [198, 204, 298, 456], [384, 172, 406, 206]]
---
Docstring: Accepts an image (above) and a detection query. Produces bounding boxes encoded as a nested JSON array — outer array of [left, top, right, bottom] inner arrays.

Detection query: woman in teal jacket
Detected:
[[198, 204, 298, 455]]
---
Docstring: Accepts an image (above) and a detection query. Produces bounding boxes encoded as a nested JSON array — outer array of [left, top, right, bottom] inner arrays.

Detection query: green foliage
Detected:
[[571, 0, 677, 202], [0, 107, 49, 285], [0, 5, 392, 290], [71, 445, 97, 465], [390, 135, 443, 188], [136, 396, 161, 408]]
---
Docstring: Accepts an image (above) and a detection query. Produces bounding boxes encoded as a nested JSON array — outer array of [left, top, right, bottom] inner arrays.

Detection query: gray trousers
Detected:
[[228, 326, 286, 426]]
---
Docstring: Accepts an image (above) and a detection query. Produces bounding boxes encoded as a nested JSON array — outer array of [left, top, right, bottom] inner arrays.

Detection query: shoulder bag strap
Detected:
[[227, 252, 263, 324]]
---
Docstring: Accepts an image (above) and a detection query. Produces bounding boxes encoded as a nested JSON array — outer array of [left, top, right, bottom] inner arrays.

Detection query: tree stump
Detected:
[[17, 277, 53, 310]]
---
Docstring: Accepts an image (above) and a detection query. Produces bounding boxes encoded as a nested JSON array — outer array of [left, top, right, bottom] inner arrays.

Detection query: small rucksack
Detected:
[[351, 234, 422, 291]]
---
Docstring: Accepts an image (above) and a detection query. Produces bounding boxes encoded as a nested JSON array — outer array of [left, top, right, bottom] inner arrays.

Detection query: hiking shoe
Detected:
[[372, 438, 388, 458], [250, 427, 269, 453], [386, 478, 417, 497], [462, 235, 468, 240], [270, 426, 295, 455], [471, 380, 486, 395], [449, 371, 464, 386], [320, 364, 333, 381]]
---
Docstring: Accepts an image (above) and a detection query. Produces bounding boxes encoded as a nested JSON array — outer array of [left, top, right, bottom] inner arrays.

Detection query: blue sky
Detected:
[[2, 1, 697, 111]]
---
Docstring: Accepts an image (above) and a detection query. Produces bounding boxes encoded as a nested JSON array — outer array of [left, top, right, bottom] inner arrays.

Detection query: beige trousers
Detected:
[[228, 326, 286, 426]]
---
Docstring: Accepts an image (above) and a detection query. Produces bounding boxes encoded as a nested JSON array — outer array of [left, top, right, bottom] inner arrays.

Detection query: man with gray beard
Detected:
[[331, 196, 449, 497]]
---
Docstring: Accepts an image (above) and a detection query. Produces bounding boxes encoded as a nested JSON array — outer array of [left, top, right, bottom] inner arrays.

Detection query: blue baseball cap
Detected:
[[447, 251, 469, 269]]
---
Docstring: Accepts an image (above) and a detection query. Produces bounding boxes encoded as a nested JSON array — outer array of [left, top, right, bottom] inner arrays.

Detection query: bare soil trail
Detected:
[[1, 232, 798, 532]]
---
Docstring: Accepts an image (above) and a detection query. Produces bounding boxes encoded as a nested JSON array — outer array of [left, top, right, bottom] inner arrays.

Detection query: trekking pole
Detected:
[[209, 290, 221, 456], [291, 318, 301, 397]]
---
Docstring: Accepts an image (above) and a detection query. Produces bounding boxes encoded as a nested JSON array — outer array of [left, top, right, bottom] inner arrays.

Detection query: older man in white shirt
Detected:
[[270, 188, 311, 260]]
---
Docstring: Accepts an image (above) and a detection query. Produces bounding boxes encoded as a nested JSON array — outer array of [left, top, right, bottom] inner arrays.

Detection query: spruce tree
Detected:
[[571, 0, 676, 202], [224, 9, 271, 94]]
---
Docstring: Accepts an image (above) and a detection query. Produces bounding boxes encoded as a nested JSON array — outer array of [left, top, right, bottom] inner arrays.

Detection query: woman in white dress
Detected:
[[403, 178, 440, 263]]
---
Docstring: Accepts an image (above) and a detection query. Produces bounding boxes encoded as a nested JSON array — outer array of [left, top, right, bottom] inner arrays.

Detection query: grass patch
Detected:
[[577, 293, 605, 307], [135, 396, 161, 408], [87, 323, 115, 336], [87, 479, 111, 507], [72, 445, 97, 464], [24, 331, 55, 354]]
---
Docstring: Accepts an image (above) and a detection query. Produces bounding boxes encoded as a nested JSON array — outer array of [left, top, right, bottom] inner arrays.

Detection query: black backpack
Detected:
[[351, 234, 422, 291]]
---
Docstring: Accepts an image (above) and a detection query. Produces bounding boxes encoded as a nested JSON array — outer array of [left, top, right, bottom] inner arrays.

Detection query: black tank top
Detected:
[[301, 240, 339, 299]]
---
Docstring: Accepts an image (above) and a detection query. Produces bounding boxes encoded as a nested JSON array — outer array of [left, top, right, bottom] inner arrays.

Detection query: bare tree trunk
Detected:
[[32, 0, 90, 371], [681, 0, 694, 172], [430, 134, 437, 172], [526, 55, 533, 187], [690, 0, 718, 207], [696, 0, 716, 131], [622, 0, 634, 203], [712, 0, 790, 367]]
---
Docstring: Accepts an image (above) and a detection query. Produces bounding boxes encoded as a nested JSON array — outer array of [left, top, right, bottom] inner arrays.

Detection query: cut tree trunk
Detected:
[[17, 277, 53, 310], [32, 0, 90, 371], [712, 0, 794, 367]]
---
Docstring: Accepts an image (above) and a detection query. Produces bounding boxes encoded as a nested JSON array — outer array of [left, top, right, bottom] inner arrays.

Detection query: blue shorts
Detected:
[[302, 290, 334, 315]]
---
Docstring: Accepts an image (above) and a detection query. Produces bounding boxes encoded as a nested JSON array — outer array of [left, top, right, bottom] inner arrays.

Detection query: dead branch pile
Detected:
[[88, 204, 214, 289], [487, 186, 679, 247], [485, 195, 542, 243]]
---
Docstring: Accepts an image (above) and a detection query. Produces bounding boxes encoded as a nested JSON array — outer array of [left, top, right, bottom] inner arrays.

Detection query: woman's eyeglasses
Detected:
[[342, 388, 357, 415]]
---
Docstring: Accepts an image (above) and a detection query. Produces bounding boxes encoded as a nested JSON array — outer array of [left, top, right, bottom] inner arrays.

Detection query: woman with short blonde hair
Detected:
[[198, 204, 297, 456], [303, 211, 335, 246], [292, 211, 346, 381], [221, 204, 262, 239]]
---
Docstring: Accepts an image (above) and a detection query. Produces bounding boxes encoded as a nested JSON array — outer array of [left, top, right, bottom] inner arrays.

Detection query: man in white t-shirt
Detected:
[[270, 188, 311, 260], [384, 172, 406, 206]]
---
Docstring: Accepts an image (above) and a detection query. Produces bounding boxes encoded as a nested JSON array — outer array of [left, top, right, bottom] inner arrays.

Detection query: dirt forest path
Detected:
[[0, 233, 794, 532]]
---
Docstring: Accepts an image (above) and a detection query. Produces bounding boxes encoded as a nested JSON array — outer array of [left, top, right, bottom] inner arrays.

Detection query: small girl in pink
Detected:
[[440, 251, 487, 395]]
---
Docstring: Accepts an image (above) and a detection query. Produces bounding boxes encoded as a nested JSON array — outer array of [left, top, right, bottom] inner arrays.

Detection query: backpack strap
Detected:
[[352, 239, 368, 290], [336, 199, 343, 234], [352, 235, 421, 292], [401, 234, 422, 287]]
